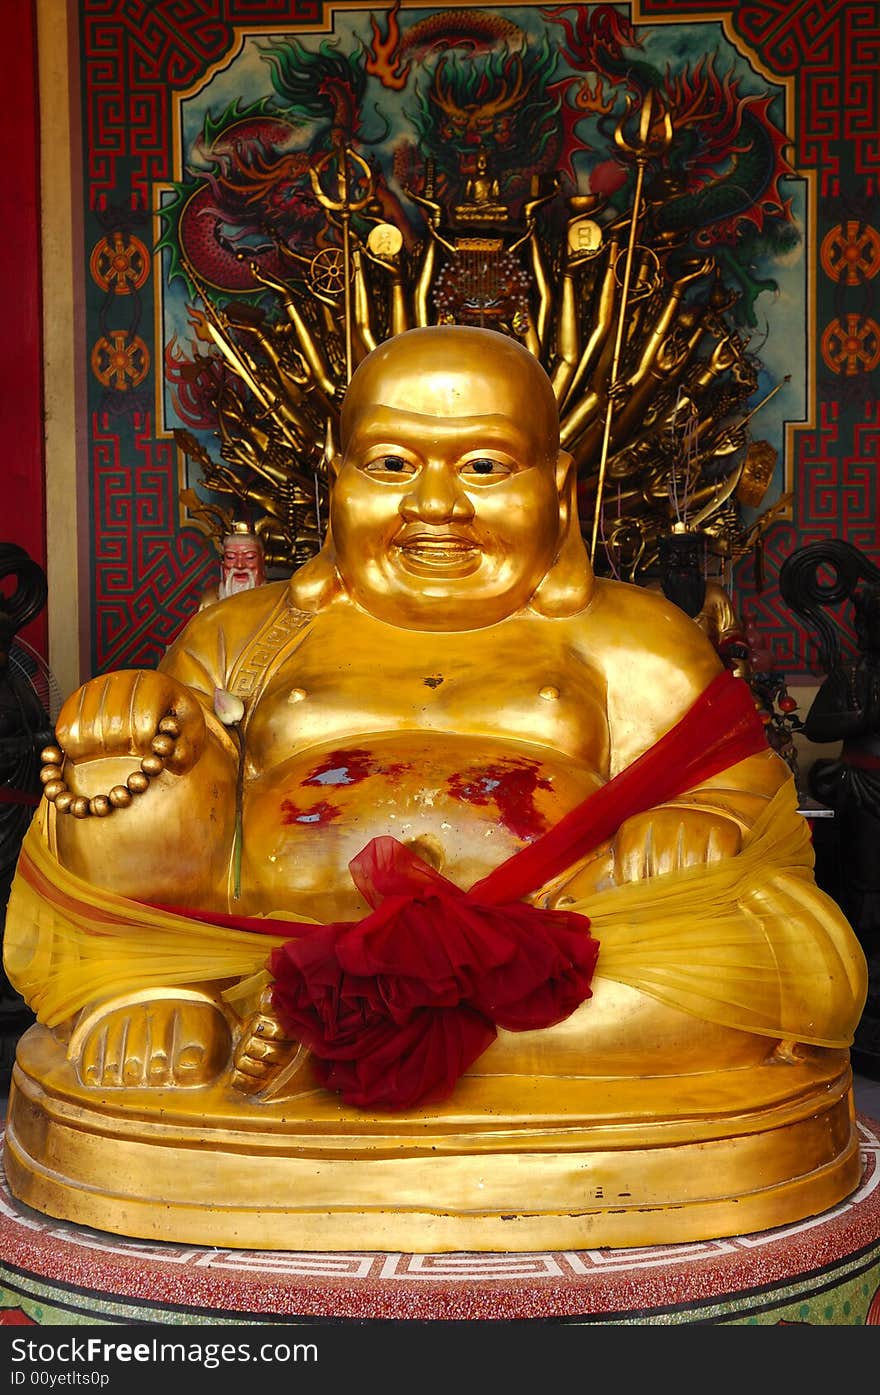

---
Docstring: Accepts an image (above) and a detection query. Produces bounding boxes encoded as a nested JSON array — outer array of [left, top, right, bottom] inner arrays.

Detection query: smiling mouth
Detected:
[[396, 535, 481, 577]]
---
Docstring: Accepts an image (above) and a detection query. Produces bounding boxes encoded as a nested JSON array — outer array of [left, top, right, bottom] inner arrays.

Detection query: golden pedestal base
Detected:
[[4, 1025, 862, 1253]]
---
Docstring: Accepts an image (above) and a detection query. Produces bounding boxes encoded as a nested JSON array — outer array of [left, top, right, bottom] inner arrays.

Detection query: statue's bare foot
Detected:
[[230, 989, 305, 1096], [69, 989, 232, 1088]]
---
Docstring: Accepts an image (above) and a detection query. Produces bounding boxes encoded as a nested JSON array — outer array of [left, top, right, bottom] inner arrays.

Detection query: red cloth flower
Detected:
[[269, 837, 599, 1109]]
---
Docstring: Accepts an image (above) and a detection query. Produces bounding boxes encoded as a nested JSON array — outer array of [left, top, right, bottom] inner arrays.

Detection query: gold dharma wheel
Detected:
[[309, 248, 350, 297]]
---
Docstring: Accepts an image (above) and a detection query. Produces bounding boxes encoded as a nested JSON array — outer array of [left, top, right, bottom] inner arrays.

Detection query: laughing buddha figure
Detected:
[[4, 325, 868, 1252]]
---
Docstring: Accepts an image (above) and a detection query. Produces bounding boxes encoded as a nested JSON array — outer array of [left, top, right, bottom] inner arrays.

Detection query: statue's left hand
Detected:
[[557, 807, 743, 898], [610, 807, 742, 881]]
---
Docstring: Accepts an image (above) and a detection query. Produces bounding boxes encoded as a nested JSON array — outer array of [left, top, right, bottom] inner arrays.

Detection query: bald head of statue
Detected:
[[293, 325, 592, 630], [339, 323, 562, 456]]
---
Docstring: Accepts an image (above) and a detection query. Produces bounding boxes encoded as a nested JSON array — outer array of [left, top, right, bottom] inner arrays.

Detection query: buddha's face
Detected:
[[331, 327, 571, 630]]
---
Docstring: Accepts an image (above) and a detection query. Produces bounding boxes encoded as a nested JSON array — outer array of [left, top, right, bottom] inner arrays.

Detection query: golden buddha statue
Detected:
[[3, 326, 867, 1252], [454, 150, 508, 224]]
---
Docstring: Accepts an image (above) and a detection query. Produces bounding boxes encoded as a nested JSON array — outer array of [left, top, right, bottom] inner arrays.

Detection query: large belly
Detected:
[[241, 731, 602, 919]]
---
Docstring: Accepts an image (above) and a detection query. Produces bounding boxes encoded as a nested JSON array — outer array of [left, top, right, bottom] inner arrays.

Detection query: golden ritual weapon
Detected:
[[308, 145, 375, 383], [590, 89, 672, 564]]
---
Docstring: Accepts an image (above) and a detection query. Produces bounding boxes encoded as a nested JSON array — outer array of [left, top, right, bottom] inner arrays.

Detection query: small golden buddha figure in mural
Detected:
[[3, 326, 867, 1251], [454, 149, 508, 223]]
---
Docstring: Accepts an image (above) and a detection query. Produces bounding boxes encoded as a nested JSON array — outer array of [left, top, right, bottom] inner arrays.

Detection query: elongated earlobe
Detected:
[[530, 452, 594, 617], [289, 528, 343, 611], [290, 446, 344, 610]]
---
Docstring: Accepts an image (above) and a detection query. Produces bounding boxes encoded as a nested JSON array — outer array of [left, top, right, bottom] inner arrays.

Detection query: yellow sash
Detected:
[[4, 782, 866, 1048]]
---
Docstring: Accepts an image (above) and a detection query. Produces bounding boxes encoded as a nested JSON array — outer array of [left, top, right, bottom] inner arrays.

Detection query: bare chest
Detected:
[[242, 614, 609, 776]]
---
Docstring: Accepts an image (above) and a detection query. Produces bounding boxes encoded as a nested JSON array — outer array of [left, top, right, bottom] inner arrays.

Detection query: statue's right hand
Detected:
[[56, 669, 208, 777]]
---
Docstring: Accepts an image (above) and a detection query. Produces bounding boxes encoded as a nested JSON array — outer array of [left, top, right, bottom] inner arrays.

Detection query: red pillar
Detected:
[[1, 0, 47, 657]]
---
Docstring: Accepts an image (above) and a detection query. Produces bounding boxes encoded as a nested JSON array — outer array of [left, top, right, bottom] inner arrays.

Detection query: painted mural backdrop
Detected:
[[156, 3, 804, 585], [77, 0, 879, 677]]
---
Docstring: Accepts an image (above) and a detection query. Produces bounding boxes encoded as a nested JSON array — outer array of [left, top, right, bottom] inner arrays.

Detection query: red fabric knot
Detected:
[[269, 836, 598, 1111]]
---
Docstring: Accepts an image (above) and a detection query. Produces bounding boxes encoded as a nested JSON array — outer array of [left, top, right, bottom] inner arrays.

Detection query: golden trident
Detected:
[[309, 144, 374, 383], [590, 90, 673, 563]]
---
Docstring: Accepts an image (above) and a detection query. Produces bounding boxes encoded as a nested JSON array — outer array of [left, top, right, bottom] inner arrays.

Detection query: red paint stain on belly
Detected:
[[302, 748, 410, 788], [446, 760, 553, 842], [282, 748, 413, 822], [280, 797, 341, 826], [303, 748, 375, 786]]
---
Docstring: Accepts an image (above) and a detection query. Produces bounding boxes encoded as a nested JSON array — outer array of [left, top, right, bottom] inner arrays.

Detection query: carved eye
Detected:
[[363, 454, 415, 478], [460, 457, 514, 482]]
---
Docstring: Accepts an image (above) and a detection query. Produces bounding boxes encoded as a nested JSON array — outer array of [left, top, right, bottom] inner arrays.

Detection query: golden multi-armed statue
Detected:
[[3, 325, 866, 1250], [174, 94, 782, 583]]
